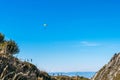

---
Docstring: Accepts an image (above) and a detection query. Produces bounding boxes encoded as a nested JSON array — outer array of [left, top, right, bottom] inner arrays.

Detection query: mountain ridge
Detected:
[[91, 53, 120, 80], [0, 53, 51, 80]]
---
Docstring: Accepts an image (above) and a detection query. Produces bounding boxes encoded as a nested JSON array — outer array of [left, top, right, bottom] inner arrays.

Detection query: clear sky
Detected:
[[0, 0, 120, 72]]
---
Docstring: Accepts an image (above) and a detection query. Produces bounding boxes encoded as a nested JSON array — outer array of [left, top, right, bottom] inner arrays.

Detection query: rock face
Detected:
[[91, 53, 120, 80], [0, 53, 51, 80]]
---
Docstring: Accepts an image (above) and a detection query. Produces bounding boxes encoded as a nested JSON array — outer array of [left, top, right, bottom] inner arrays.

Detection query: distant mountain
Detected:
[[91, 53, 120, 80], [49, 72, 95, 79]]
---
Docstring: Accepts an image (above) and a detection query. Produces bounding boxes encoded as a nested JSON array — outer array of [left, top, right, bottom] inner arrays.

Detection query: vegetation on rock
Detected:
[[0, 33, 51, 80], [0, 33, 19, 55], [0, 33, 4, 43]]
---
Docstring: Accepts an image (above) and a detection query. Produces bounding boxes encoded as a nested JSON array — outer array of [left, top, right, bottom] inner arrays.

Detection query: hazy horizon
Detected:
[[1, 0, 120, 72]]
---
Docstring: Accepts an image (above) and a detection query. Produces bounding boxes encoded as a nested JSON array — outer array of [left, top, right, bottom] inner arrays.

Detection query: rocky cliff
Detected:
[[0, 53, 51, 80], [91, 53, 120, 80]]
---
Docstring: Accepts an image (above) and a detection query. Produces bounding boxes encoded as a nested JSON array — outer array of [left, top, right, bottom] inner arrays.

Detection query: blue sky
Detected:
[[1, 0, 120, 72]]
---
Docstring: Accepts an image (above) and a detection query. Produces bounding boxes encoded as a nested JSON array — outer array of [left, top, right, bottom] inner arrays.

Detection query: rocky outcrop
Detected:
[[0, 53, 51, 80], [51, 75, 90, 80], [91, 53, 120, 80]]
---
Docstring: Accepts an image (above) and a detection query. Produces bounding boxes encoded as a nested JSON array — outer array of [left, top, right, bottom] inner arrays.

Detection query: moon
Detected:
[[43, 24, 47, 27]]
